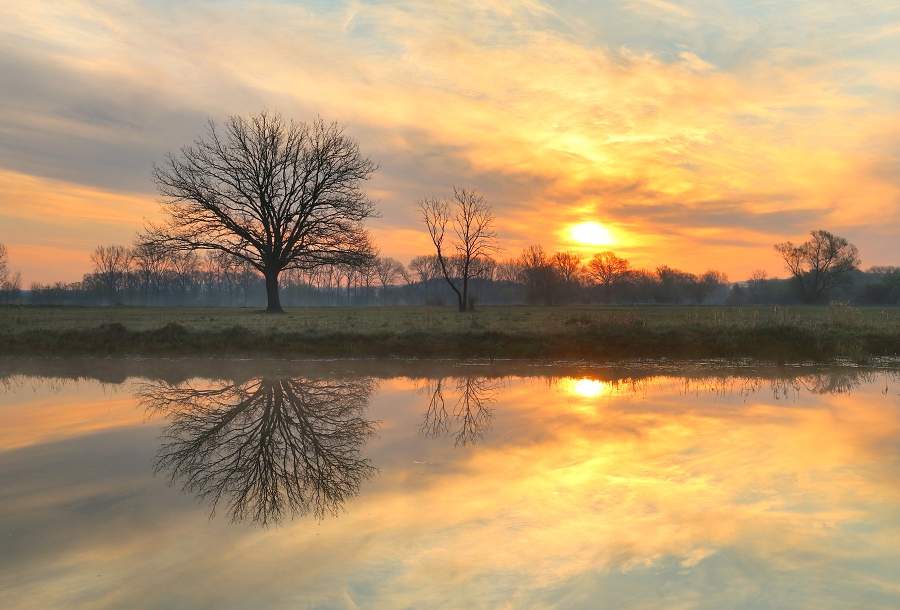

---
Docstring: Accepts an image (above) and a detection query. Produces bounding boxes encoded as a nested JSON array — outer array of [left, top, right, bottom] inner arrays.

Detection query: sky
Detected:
[[1, 0, 899, 285]]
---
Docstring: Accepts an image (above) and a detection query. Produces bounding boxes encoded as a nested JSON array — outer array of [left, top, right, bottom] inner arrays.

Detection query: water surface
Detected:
[[2, 360, 899, 609]]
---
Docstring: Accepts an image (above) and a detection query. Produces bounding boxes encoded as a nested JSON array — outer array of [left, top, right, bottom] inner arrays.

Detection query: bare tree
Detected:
[[90, 244, 133, 305], [868, 266, 900, 304], [495, 258, 522, 284], [168, 250, 200, 294], [137, 376, 378, 526], [408, 255, 439, 285], [147, 111, 378, 313], [0, 243, 21, 304], [416, 188, 499, 312], [654, 265, 693, 303], [517, 245, 561, 305], [374, 255, 404, 304], [774, 230, 860, 304], [686, 269, 729, 304], [552, 251, 582, 303], [131, 240, 168, 303], [587, 251, 630, 303], [747, 269, 768, 299], [0, 243, 8, 287], [552, 251, 582, 283]]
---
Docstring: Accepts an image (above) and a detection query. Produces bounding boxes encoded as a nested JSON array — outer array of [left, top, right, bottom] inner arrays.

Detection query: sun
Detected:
[[570, 221, 615, 246]]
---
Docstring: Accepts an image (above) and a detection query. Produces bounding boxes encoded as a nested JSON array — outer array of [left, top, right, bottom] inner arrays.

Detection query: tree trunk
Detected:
[[460, 276, 468, 312], [265, 270, 284, 314]]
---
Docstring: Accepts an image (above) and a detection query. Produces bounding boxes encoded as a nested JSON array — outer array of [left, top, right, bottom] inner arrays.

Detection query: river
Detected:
[[1, 359, 899, 609]]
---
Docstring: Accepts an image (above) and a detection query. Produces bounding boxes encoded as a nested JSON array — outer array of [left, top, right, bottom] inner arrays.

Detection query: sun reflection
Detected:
[[562, 377, 608, 398]]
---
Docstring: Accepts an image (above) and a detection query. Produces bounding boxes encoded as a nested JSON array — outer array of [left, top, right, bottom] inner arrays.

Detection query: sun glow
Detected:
[[563, 378, 609, 399], [569, 222, 615, 246]]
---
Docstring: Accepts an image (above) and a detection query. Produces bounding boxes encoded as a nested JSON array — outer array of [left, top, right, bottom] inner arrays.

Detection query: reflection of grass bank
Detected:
[[2, 304, 900, 361]]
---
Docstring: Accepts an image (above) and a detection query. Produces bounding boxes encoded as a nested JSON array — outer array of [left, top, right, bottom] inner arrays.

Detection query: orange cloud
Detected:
[[1, 0, 899, 279], [0, 170, 157, 284]]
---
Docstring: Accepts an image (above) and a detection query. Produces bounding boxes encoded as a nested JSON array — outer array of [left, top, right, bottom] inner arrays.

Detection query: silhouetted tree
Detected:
[[0, 242, 8, 287], [774, 230, 860, 304], [374, 255, 404, 304], [417, 187, 499, 312], [131, 240, 168, 304], [587, 251, 630, 303], [518, 245, 561, 305], [0, 243, 21, 304], [746, 269, 768, 301], [866, 266, 900, 304], [147, 111, 378, 313], [686, 269, 729, 304], [552, 251, 583, 303], [137, 376, 378, 526], [89, 245, 132, 305], [654, 265, 693, 303]]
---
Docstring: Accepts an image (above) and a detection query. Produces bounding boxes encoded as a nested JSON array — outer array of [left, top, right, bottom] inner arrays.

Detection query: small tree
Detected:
[[374, 255, 404, 304], [132, 240, 168, 304], [587, 251, 630, 304], [868, 266, 900, 304], [0, 242, 8, 287], [0, 243, 22, 304], [517, 245, 561, 306], [416, 188, 499, 312], [552, 251, 583, 303], [654, 265, 693, 303], [686, 269, 729, 304], [774, 230, 860, 304], [148, 111, 378, 313], [90, 245, 133, 305]]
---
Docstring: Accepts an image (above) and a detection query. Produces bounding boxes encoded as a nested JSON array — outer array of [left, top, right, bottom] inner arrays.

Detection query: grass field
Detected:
[[2, 303, 900, 362]]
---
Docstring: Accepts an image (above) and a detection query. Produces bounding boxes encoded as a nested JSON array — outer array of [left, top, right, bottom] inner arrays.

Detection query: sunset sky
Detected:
[[1, 0, 899, 285]]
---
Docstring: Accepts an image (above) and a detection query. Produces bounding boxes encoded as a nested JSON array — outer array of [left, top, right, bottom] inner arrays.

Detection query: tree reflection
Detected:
[[677, 369, 899, 400], [420, 377, 501, 446], [796, 370, 881, 395], [136, 377, 378, 526]]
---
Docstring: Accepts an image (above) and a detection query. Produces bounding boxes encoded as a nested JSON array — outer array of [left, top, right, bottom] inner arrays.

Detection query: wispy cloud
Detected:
[[1, 0, 899, 282]]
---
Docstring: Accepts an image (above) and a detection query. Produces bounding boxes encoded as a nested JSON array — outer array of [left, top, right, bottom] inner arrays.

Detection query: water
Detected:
[[2, 360, 900, 609]]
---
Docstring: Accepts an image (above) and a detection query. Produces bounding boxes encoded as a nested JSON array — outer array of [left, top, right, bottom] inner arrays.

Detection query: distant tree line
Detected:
[[1, 108, 894, 309], [14, 236, 900, 308]]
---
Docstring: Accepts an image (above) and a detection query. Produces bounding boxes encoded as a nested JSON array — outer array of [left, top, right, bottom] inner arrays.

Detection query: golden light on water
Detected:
[[569, 222, 616, 246], [564, 377, 608, 398]]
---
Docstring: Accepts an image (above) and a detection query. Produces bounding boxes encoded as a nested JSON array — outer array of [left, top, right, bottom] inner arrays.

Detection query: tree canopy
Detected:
[[774, 229, 860, 304], [147, 111, 378, 313]]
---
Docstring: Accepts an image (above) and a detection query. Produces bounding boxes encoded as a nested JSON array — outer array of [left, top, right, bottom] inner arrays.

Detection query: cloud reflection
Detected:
[[4, 365, 900, 607]]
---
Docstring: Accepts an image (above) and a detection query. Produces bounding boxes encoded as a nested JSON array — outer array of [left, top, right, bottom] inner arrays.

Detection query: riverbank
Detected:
[[2, 304, 900, 362]]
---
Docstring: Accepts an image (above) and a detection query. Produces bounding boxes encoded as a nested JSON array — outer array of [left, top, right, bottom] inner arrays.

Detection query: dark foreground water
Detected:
[[2, 360, 900, 609]]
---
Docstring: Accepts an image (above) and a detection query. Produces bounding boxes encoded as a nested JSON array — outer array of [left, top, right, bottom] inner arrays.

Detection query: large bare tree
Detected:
[[417, 188, 499, 312], [147, 111, 378, 313], [774, 229, 860, 304]]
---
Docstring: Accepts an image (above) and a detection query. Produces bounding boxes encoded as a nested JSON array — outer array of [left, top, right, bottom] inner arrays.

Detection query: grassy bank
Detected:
[[2, 304, 900, 362]]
